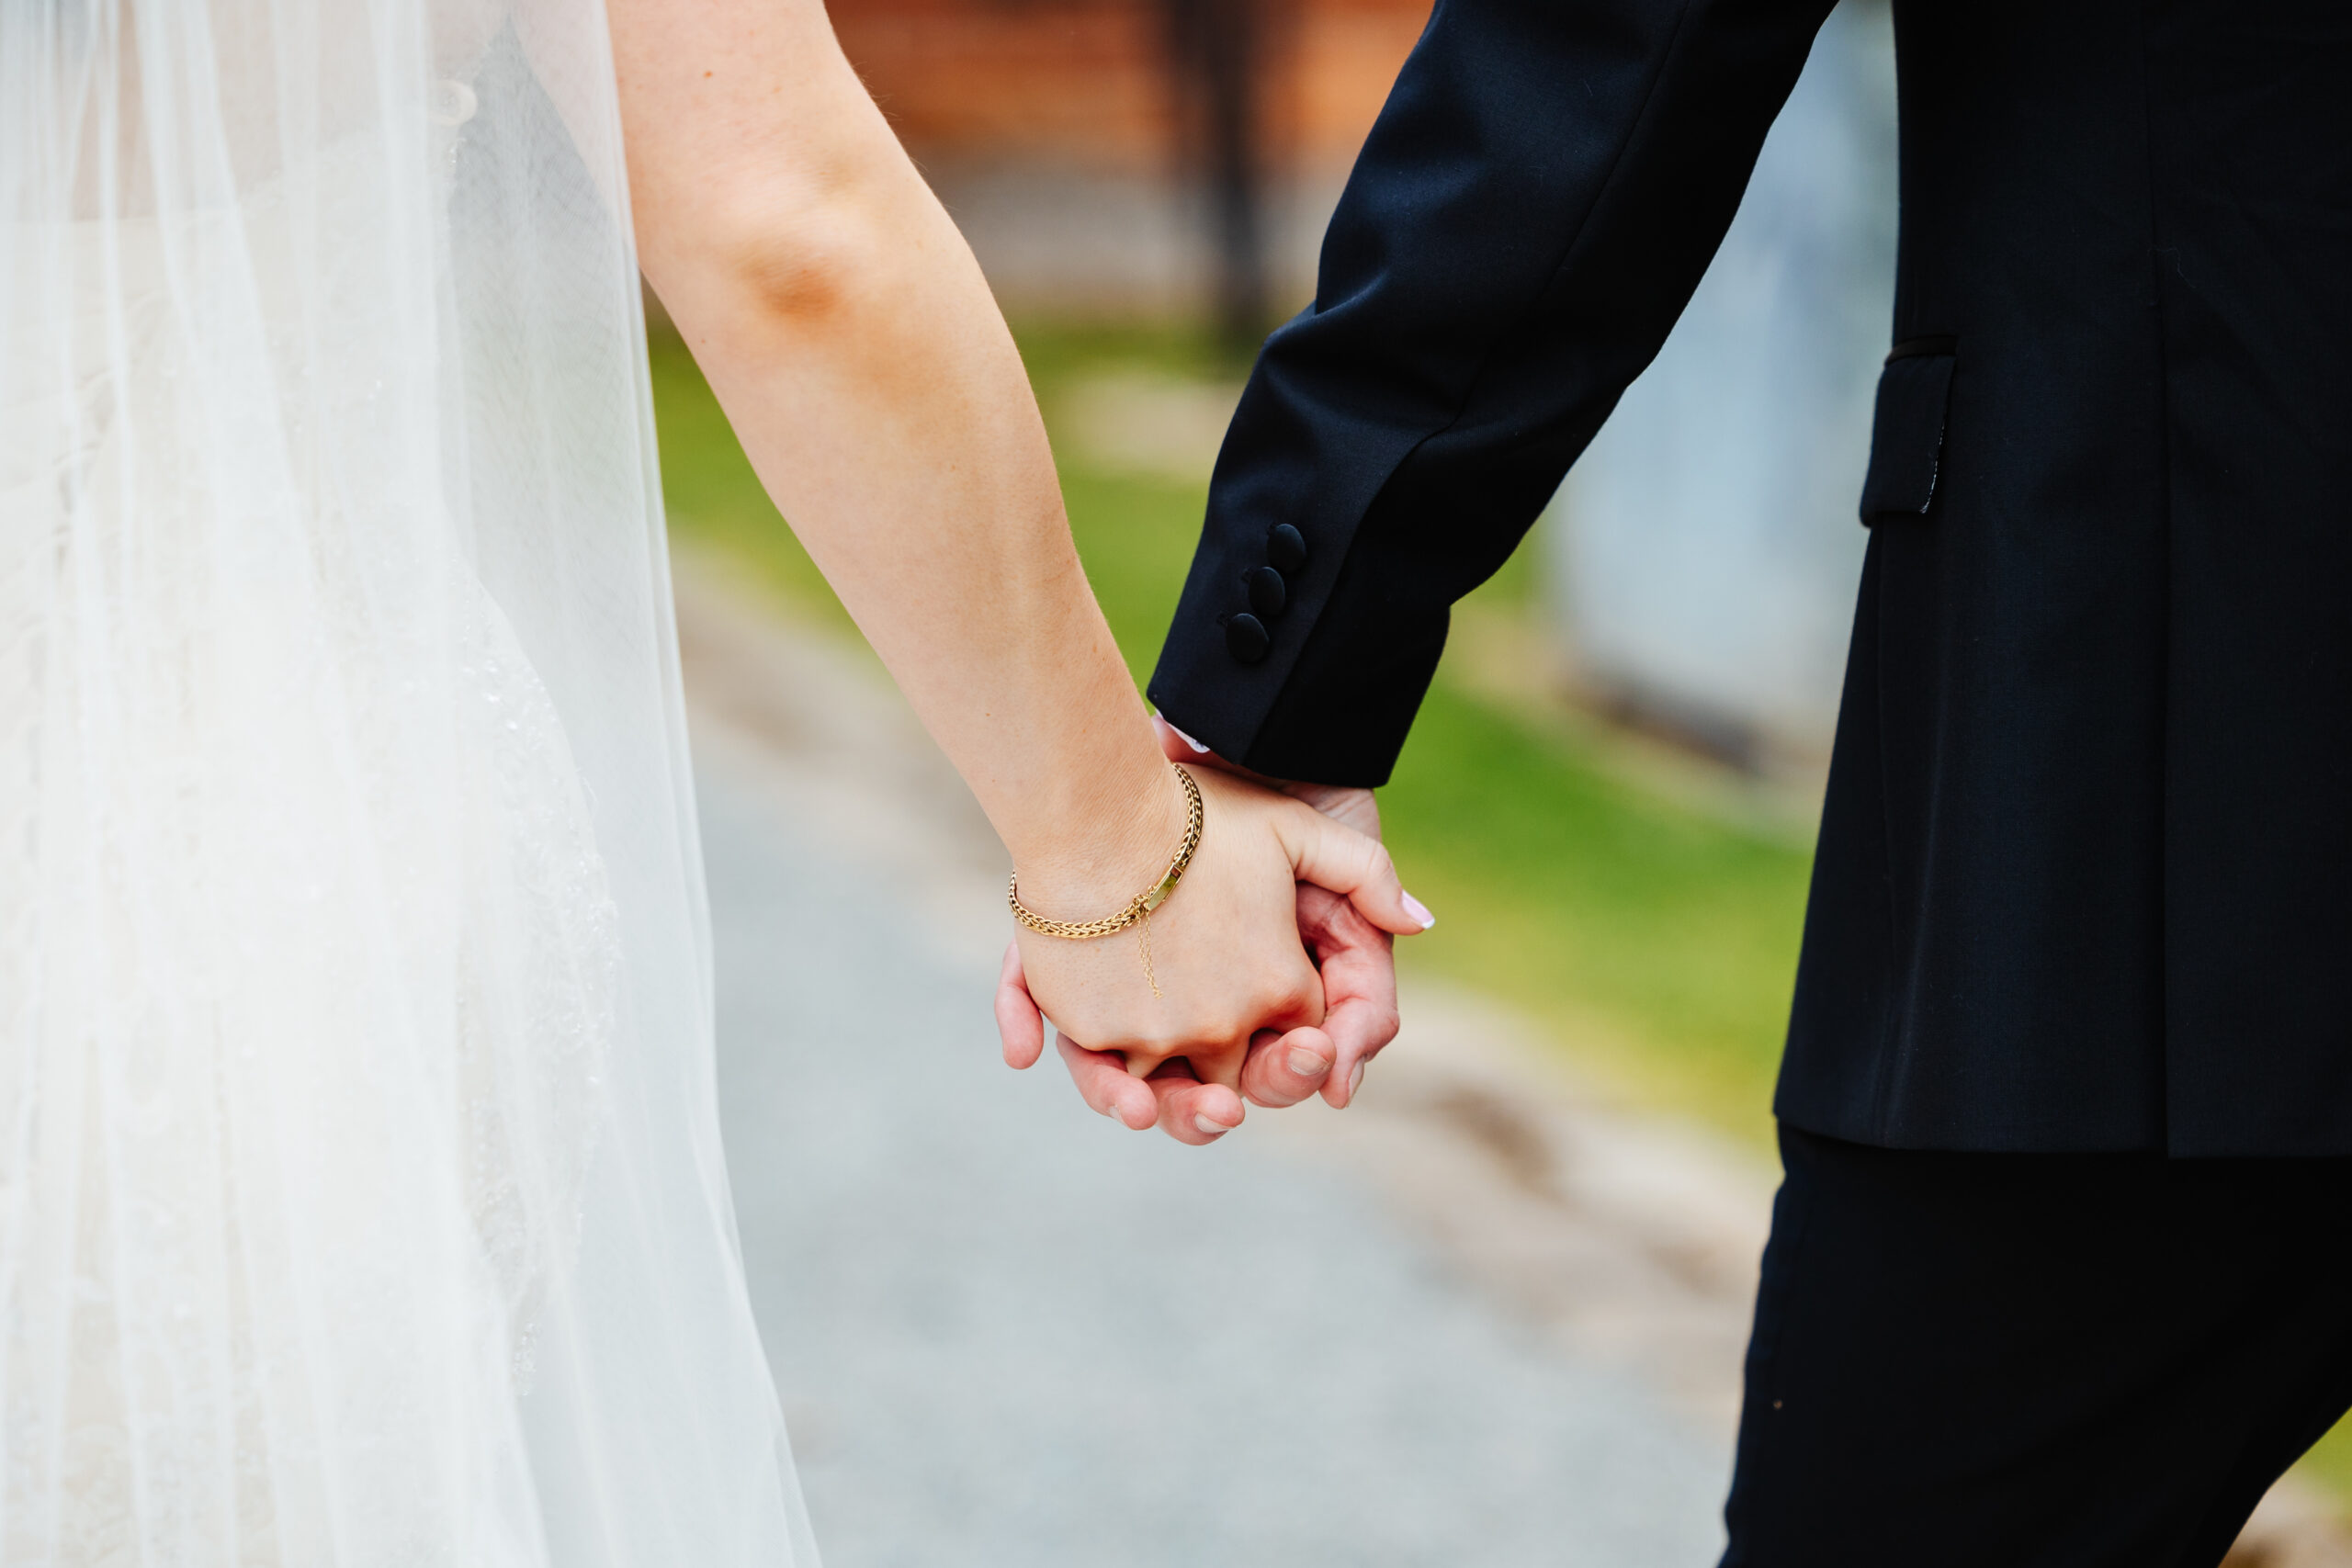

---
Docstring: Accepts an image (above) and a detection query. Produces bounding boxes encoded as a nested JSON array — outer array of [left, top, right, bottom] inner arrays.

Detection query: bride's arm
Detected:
[[606, 0, 1426, 1135], [613, 0, 1161, 901]]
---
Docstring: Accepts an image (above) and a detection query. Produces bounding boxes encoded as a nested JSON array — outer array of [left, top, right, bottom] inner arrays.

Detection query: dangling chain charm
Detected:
[[1137, 906, 1160, 999], [1008, 764, 1204, 998]]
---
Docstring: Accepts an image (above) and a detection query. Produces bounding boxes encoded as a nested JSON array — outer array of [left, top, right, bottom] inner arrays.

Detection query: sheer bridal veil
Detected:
[[0, 2, 814, 1562]]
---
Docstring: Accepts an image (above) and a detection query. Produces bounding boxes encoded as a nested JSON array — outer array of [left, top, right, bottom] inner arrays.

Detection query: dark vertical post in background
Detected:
[[1161, 0, 1269, 352]]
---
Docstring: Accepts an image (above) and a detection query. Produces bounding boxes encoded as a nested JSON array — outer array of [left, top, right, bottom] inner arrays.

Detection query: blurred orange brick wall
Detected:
[[829, 0, 1431, 175]]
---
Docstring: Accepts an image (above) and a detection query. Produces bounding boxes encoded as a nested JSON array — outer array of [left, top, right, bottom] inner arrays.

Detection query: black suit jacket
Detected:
[[1147, 0, 2352, 1156]]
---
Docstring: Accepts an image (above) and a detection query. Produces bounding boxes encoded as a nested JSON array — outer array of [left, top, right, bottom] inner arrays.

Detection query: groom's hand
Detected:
[[993, 720, 1417, 1144], [1153, 718, 1409, 1114]]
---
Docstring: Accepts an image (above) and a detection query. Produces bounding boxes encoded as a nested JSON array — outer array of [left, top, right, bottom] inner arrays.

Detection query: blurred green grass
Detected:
[[651, 318, 2352, 1515], [650, 320, 1810, 1143]]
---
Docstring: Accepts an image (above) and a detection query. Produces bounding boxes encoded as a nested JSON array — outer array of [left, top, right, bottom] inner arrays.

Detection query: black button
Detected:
[[1267, 523, 1308, 574], [1246, 566, 1287, 619], [1226, 613, 1271, 664]]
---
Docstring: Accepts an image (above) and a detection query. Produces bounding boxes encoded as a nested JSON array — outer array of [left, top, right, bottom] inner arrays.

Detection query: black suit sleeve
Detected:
[[1145, 0, 1838, 784]]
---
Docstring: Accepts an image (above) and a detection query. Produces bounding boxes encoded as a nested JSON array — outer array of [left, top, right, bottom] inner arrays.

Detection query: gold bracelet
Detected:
[[1008, 764, 1204, 997]]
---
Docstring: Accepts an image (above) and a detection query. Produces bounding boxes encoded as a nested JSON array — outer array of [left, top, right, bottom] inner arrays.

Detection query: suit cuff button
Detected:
[[1226, 613, 1271, 664], [1267, 523, 1308, 574], [1245, 566, 1287, 619]]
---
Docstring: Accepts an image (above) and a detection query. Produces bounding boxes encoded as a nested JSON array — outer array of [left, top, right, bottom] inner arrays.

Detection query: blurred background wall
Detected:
[[830, 0, 1429, 329], [1544, 0, 1896, 775]]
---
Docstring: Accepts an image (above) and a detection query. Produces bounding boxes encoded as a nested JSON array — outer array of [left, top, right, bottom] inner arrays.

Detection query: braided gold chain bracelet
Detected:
[[1008, 763, 1204, 998]]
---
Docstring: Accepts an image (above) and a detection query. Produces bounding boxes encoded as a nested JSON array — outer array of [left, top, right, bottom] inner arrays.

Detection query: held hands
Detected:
[[994, 721, 1429, 1144]]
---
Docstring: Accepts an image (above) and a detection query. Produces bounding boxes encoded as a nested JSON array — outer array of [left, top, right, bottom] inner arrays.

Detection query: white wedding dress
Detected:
[[0, 3, 815, 1562]]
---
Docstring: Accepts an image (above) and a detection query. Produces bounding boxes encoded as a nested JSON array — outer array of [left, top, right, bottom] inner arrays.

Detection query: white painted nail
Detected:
[[1285, 1045, 1329, 1077], [1347, 1059, 1366, 1101], [1169, 724, 1212, 754], [1401, 891, 1436, 930], [1194, 1114, 1236, 1136], [1105, 1100, 1133, 1126]]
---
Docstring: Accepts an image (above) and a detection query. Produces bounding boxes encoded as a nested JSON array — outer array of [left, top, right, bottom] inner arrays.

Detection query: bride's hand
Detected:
[[998, 879, 1408, 1145], [1003, 766, 1423, 1138]]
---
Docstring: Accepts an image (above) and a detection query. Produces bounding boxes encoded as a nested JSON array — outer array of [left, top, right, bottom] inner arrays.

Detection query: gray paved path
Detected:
[[703, 768, 1731, 1568], [676, 556, 2346, 1568]]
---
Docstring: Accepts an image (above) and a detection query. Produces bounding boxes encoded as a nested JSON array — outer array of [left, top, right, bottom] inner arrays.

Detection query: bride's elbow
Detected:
[[649, 166, 903, 344], [720, 197, 887, 327]]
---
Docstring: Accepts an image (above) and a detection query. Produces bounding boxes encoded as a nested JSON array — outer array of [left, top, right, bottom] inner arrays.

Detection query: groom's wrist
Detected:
[[1159, 716, 1382, 845]]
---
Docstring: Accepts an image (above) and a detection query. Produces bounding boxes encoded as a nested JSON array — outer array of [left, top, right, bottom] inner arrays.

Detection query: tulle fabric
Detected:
[[0, 2, 815, 1562]]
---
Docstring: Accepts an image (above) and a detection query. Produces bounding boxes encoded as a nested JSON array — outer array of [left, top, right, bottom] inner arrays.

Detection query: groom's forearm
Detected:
[[1148, 0, 1835, 785]]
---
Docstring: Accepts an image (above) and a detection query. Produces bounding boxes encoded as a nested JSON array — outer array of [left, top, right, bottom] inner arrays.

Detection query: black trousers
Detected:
[[1722, 1127, 2352, 1566]]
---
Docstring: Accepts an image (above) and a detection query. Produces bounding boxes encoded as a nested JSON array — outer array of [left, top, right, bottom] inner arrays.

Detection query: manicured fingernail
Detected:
[[1286, 1045, 1329, 1077], [1106, 1100, 1134, 1126], [1194, 1113, 1237, 1136], [1347, 1060, 1366, 1100], [1169, 723, 1212, 754], [1401, 891, 1435, 930]]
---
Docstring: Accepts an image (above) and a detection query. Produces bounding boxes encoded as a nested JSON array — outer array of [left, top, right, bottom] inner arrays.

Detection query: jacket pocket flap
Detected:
[[1858, 347, 1956, 524]]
